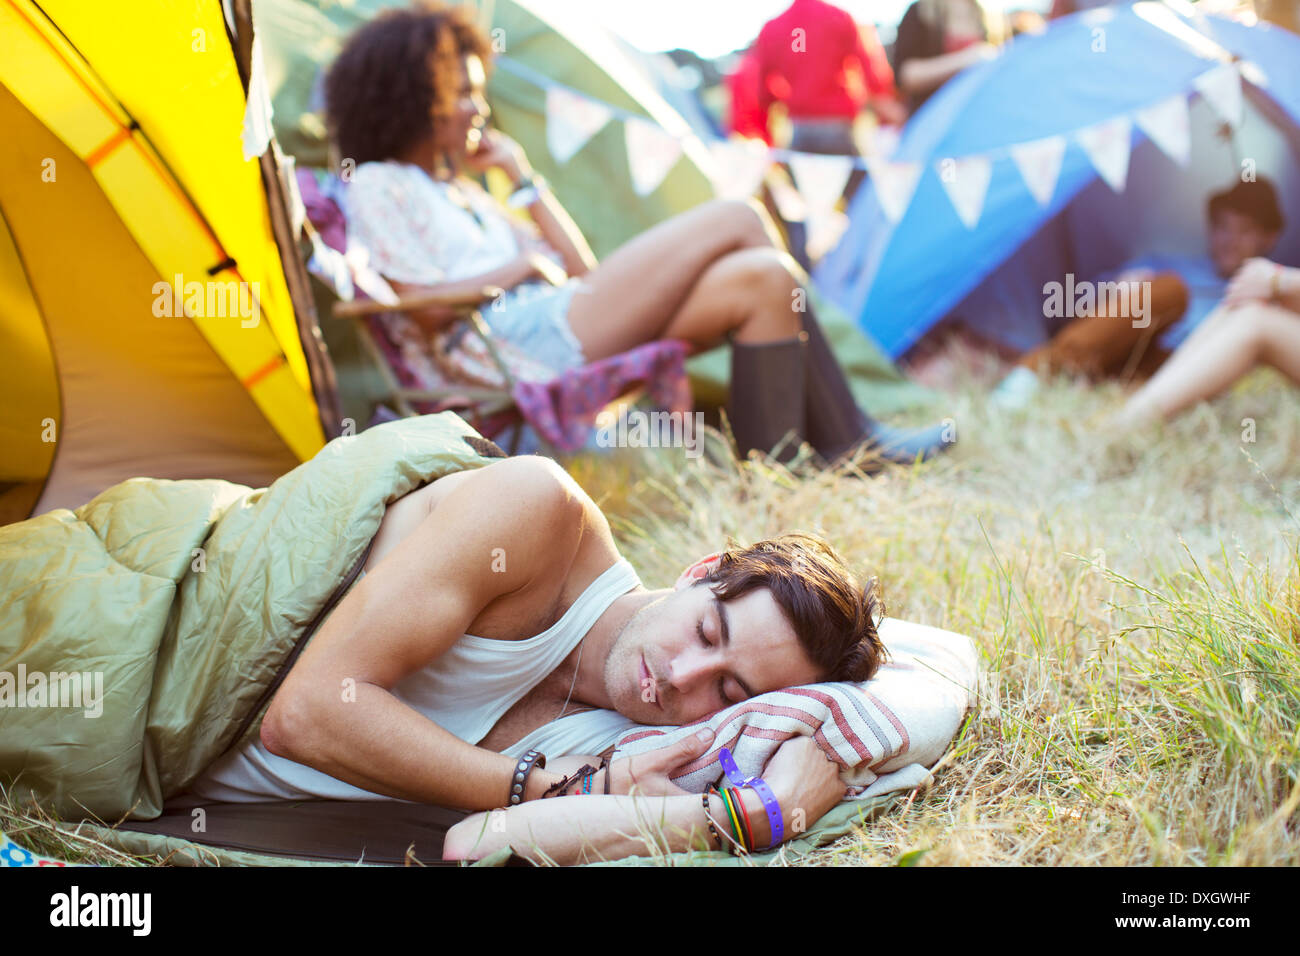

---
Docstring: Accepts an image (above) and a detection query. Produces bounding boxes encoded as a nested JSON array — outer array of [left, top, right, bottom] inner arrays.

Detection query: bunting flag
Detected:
[[1134, 94, 1192, 166], [1009, 136, 1066, 207], [545, 85, 612, 164], [511, 51, 1250, 242], [865, 158, 922, 224], [788, 152, 856, 217], [707, 138, 771, 200], [1192, 61, 1243, 128], [1075, 115, 1132, 192], [936, 155, 993, 229], [624, 116, 684, 196]]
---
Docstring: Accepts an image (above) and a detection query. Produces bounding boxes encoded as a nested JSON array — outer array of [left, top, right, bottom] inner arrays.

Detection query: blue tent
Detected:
[[815, 2, 1300, 359]]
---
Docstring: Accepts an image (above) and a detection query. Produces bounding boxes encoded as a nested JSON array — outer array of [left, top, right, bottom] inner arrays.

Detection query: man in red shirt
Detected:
[[755, 0, 903, 201]]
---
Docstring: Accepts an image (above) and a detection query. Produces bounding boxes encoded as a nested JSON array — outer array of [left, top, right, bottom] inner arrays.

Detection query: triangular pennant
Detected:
[[788, 152, 856, 216], [936, 155, 993, 229], [804, 208, 850, 263], [864, 158, 922, 224], [624, 117, 683, 197], [1237, 59, 1268, 89], [707, 139, 771, 200], [1134, 94, 1191, 166], [1009, 136, 1066, 207], [1076, 116, 1132, 192], [1193, 62, 1243, 128], [545, 86, 612, 164]]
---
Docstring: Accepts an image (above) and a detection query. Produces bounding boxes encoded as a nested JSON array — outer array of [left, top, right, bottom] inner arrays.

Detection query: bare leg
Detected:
[[1116, 300, 1300, 426], [657, 247, 805, 349], [564, 199, 789, 360]]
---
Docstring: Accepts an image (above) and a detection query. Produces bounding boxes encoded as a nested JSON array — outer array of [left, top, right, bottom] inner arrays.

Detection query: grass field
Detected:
[[568, 359, 1300, 866], [4, 360, 1297, 866]]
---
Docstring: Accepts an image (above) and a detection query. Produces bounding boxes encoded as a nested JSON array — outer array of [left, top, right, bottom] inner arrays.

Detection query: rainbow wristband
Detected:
[[718, 746, 783, 850]]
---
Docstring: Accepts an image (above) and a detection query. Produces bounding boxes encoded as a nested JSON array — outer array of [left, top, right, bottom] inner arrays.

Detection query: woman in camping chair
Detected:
[[324, 1, 950, 468]]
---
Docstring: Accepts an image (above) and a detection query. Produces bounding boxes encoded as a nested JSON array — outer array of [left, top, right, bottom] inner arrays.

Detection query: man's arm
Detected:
[[443, 736, 848, 864], [259, 456, 588, 809]]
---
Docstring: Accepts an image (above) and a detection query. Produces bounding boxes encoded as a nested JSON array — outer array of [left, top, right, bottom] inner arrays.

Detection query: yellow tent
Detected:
[[0, 0, 339, 524]]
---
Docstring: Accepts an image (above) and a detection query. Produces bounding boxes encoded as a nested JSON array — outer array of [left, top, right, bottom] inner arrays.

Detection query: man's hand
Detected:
[[759, 735, 847, 835], [598, 728, 716, 797]]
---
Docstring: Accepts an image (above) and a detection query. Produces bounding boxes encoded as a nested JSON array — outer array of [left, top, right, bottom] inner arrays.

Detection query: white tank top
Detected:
[[188, 558, 642, 802]]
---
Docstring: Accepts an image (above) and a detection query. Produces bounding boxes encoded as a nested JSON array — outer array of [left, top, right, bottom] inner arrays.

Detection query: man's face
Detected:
[[602, 578, 824, 726], [1208, 207, 1278, 278]]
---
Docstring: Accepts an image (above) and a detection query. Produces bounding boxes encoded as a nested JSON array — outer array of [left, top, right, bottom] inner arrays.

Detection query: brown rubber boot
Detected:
[[726, 332, 808, 463], [800, 307, 955, 466]]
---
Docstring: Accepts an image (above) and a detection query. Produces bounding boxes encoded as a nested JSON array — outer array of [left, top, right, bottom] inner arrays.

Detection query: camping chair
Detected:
[[298, 169, 537, 452], [330, 279, 530, 451], [298, 169, 689, 457]]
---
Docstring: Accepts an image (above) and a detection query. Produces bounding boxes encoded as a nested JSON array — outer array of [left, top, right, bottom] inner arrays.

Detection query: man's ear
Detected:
[[674, 552, 723, 590]]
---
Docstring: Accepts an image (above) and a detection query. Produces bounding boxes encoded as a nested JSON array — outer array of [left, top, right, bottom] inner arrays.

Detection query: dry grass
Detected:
[[5, 358, 1297, 866], [569, 359, 1300, 866]]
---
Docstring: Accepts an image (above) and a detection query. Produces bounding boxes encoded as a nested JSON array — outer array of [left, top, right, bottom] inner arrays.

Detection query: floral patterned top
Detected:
[[342, 160, 520, 284]]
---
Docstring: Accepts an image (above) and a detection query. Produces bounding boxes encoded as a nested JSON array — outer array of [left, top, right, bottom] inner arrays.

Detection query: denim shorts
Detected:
[[482, 278, 587, 374]]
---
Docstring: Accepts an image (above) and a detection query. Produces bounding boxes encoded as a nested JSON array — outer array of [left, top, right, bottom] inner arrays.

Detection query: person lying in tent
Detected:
[[993, 176, 1297, 421], [323, 1, 950, 467], [185, 452, 867, 863]]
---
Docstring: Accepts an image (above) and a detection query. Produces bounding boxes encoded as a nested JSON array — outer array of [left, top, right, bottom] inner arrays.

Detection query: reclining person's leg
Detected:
[[1018, 274, 1189, 381], [1117, 300, 1300, 426], [565, 199, 786, 360]]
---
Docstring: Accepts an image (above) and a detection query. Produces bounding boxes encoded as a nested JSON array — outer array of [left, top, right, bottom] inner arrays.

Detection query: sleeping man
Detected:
[[185, 450, 878, 863]]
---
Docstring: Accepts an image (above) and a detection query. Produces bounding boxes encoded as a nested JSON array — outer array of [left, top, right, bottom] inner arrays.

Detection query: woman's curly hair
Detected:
[[325, 2, 493, 167]]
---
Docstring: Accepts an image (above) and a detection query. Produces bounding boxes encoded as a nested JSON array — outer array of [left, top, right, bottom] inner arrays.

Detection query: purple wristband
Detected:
[[718, 746, 783, 850]]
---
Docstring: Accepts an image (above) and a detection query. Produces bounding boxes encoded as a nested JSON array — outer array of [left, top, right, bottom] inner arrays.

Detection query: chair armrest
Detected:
[[462, 310, 518, 391], [332, 286, 503, 319]]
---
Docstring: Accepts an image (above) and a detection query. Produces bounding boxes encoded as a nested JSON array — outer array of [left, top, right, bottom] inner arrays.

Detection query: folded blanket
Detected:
[[611, 618, 978, 799]]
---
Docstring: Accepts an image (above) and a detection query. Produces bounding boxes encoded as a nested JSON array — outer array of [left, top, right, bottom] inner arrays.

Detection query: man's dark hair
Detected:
[[697, 532, 887, 683], [1208, 177, 1285, 234], [324, 1, 493, 166]]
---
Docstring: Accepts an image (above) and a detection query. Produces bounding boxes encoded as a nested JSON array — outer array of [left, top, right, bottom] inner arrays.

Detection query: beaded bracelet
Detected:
[[701, 790, 724, 851], [542, 763, 597, 798]]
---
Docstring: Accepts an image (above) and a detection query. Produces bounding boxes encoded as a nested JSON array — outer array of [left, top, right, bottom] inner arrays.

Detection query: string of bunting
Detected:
[[496, 53, 1257, 232]]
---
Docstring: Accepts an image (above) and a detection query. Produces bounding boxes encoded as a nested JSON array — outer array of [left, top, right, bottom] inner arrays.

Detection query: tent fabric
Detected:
[[0, 0, 328, 521], [0, 84, 300, 516], [815, 3, 1300, 359], [255, 0, 936, 417]]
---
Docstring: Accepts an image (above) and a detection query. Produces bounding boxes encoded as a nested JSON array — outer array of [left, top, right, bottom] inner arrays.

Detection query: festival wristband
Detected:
[[718, 746, 784, 850]]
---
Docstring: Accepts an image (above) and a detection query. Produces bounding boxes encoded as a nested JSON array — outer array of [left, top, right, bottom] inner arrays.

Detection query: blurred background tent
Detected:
[[255, 0, 934, 420], [0, 0, 340, 525], [816, 0, 1300, 360]]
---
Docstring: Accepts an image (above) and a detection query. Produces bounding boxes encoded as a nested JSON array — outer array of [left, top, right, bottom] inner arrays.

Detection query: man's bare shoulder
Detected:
[[366, 455, 620, 601]]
